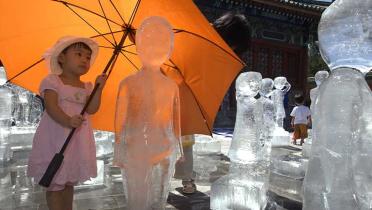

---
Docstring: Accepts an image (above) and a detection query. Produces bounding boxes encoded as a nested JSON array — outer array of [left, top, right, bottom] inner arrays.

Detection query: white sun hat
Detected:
[[43, 36, 99, 75]]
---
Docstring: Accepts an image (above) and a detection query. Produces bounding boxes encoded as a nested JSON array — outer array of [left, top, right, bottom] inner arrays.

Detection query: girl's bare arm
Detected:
[[86, 74, 107, 114], [86, 88, 103, 114], [44, 89, 79, 127]]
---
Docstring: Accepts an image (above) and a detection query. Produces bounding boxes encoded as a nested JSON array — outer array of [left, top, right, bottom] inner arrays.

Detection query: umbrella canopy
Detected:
[[0, 0, 244, 135]]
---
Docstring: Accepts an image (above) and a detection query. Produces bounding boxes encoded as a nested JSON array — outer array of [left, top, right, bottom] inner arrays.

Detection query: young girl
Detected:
[[27, 36, 106, 210]]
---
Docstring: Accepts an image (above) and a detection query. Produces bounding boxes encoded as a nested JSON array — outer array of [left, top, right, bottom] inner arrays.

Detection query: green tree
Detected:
[[309, 53, 328, 77]]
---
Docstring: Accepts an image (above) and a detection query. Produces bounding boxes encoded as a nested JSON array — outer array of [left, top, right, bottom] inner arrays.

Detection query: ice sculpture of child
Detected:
[[259, 78, 275, 142], [309, 70, 329, 114], [114, 16, 184, 210], [212, 72, 270, 210], [228, 72, 263, 163], [303, 0, 372, 209], [272, 77, 291, 128]]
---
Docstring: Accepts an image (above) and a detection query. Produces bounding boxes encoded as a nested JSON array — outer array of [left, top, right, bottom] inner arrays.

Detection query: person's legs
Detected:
[[299, 124, 308, 146], [62, 184, 74, 210], [174, 146, 193, 179], [46, 185, 65, 210], [174, 145, 196, 194], [292, 125, 300, 145]]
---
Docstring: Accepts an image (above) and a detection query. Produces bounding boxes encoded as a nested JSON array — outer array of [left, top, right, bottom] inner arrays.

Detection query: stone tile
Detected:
[[0, 130, 303, 210], [74, 196, 119, 210]]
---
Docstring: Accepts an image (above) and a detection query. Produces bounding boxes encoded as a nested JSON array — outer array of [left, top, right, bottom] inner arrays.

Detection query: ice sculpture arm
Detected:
[[266, 90, 274, 98], [282, 82, 291, 93], [173, 88, 184, 160], [114, 81, 129, 145], [113, 81, 129, 167]]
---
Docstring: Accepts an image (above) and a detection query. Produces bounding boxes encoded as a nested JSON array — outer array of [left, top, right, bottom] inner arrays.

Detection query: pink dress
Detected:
[[27, 74, 97, 187]]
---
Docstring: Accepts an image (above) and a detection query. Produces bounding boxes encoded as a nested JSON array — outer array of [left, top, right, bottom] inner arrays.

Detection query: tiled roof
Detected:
[[222, 0, 331, 17], [276, 0, 328, 12]]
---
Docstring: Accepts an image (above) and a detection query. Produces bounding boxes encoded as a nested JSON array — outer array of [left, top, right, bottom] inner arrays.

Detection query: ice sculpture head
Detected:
[[260, 78, 274, 97], [236, 71, 262, 97], [136, 16, 174, 69], [314, 70, 329, 86], [274, 77, 288, 90], [318, 0, 372, 74]]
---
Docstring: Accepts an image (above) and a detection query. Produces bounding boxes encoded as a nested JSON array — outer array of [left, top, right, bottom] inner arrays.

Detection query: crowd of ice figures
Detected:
[[0, 66, 44, 164], [211, 72, 296, 210], [0, 67, 44, 129], [213, 0, 372, 208]]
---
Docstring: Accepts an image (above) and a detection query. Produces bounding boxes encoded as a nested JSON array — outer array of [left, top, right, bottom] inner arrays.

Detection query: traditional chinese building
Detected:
[[193, 0, 335, 127]]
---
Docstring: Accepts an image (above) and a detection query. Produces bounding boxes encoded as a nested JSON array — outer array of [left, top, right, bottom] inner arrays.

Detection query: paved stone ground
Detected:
[[0, 128, 303, 210]]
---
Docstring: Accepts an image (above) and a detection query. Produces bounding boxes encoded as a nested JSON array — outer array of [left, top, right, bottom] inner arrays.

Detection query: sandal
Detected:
[[181, 180, 196, 194]]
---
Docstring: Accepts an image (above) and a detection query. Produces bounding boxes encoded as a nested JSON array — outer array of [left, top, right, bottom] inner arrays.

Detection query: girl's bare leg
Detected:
[[46, 190, 64, 210], [62, 185, 74, 210]]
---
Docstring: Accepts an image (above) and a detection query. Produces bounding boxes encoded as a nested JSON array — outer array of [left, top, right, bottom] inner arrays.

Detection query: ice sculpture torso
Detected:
[[115, 71, 179, 164], [303, 0, 372, 209]]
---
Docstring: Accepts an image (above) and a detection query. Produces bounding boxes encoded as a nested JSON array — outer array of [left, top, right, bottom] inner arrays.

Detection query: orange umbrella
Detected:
[[0, 0, 243, 136]]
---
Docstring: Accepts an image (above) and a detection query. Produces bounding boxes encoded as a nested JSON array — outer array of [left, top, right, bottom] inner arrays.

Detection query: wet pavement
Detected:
[[0, 127, 303, 210]]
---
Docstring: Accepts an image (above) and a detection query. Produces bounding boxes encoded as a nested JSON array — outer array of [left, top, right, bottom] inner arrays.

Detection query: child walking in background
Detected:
[[290, 94, 311, 146], [27, 36, 106, 210]]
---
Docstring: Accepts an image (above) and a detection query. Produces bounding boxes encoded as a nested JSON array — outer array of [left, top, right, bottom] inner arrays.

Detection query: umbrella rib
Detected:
[[128, 0, 142, 26], [124, 43, 135, 48], [52, 0, 122, 27], [91, 29, 124, 39], [98, 0, 118, 45], [119, 51, 140, 71], [163, 63, 177, 69], [100, 47, 136, 56], [6, 58, 44, 83], [120, 49, 137, 56], [173, 29, 245, 66], [109, 0, 126, 25], [99, 45, 116, 49], [168, 59, 213, 136], [64, 3, 116, 48]]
